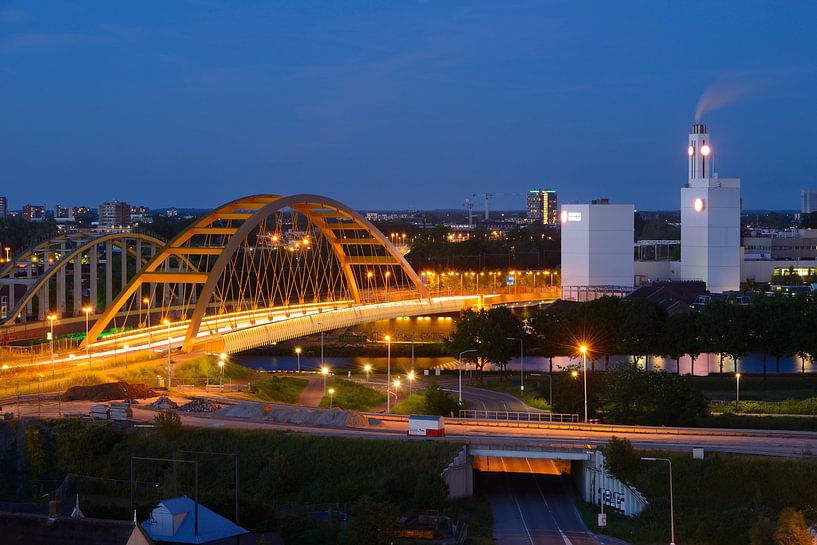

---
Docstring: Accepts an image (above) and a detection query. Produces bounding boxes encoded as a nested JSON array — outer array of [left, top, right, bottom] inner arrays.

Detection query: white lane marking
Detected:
[[502, 458, 535, 545], [525, 458, 576, 545]]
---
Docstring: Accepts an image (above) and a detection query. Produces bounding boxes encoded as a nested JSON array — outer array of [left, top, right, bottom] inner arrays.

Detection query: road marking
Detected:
[[525, 458, 579, 545], [501, 458, 535, 545]]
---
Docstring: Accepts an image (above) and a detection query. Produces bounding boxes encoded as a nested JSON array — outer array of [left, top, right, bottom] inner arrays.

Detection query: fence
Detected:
[[458, 409, 579, 423]]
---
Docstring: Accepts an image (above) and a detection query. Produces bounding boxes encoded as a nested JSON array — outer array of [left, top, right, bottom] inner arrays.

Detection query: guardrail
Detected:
[[458, 409, 579, 423]]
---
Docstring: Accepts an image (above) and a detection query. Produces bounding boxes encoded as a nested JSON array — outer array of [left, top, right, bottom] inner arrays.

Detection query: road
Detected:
[[482, 470, 624, 545]]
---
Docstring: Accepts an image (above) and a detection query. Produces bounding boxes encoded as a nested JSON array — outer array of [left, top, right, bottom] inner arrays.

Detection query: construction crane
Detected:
[[466, 192, 525, 222]]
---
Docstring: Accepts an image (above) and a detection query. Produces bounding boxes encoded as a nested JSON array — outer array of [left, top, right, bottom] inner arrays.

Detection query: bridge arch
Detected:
[[85, 194, 428, 351], [1, 231, 166, 326]]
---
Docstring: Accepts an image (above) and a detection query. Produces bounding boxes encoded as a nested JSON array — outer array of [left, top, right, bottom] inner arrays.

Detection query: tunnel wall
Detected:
[[574, 450, 648, 517], [442, 446, 473, 498]]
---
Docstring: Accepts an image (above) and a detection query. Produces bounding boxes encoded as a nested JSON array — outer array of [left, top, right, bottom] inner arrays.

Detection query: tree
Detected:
[[661, 313, 692, 374], [529, 308, 567, 374], [616, 299, 666, 367], [774, 507, 812, 545], [570, 296, 621, 371], [603, 437, 639, 484], [423, 383, 459, 416], [445, 308, 520, 382]]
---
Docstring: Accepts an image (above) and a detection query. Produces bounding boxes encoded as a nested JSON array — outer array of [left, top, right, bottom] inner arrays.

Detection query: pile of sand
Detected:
[[217, 402, 368, 428], [62, 381, 155, 402]]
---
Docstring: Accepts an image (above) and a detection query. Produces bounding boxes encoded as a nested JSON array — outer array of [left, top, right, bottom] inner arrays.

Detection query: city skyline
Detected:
[[1, 2, 817, 211]]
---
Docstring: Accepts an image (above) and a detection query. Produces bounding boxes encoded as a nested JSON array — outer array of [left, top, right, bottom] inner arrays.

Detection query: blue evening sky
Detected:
[[1, 1, 816, 211]]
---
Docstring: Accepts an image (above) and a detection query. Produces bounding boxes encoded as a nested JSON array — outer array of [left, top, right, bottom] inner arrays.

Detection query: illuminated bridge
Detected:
[[1, 194, 557, 363]]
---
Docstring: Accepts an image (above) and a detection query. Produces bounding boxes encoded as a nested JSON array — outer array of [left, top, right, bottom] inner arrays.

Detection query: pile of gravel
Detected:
[[148, 396, 178, 410], [179, 398, 221, 413]]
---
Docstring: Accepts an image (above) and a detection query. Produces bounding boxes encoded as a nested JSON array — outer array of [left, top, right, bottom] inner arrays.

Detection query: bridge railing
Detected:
[[458, 409, 579, 423]]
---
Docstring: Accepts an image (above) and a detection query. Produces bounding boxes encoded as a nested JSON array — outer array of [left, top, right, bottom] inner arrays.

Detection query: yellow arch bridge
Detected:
[[1, 194, 558, 361]]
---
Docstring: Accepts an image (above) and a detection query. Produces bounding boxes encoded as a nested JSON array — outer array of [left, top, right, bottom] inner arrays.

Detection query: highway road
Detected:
[[482, 470, 623, 545]]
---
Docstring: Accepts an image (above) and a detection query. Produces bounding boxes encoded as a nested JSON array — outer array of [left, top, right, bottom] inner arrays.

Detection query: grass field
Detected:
[[475, 378, 552, 410], [320, 378, 386, 410], [248, 376, 309, 404]]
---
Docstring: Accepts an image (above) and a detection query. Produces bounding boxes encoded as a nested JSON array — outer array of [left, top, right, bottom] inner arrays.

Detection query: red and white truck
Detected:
[[408, 415, 445, 437]]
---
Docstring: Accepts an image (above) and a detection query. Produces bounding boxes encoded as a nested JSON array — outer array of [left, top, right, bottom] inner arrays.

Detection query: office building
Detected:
[[527, 189, 558, 225], [98, 201, 132, 227], [0, 196, 6, 218], [802, 190, 817, 214], [560, 201, 634, 289], [54, 204, 74, 219], [21, 204, 46, 222]]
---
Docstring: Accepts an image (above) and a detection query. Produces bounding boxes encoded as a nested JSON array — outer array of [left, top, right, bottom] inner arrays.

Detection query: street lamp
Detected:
[[458, 349, 478, 405], [83, 306, 93, 366], [321, 365, 329, 394], [580, 344, 589, 423], [295, 347, 302, 373], [385, 335, 392, 413], [328, 387, 335, 408], [143, 297, 152, 353], [218, 353, 226, 386], [507, 337, 524, 394], [407, 370, 415, 396], [163, 319, 172, 389], [642, 457, 675, 545], [364, 363, 372, 383], [393, 378, 401, 402], [736, 372, 742, 410], [48, 313, 57, 377]]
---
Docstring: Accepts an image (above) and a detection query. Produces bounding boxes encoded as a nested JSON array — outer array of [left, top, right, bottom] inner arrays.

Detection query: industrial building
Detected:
[[560, 201, 634, 293]]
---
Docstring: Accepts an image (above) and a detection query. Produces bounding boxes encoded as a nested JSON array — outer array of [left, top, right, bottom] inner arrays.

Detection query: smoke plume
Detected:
[[695, 76, 758, 122]]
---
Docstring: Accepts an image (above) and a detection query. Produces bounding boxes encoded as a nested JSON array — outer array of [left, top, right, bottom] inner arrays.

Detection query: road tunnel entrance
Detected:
[[472, 456, 572, 475]]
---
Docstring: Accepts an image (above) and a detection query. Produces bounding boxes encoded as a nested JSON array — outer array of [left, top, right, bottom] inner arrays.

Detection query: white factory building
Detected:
[[560, 201, 634, 295]]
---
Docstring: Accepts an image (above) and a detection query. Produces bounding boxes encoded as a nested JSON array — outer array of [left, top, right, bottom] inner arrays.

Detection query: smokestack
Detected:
[[688, 123, 712, 182]]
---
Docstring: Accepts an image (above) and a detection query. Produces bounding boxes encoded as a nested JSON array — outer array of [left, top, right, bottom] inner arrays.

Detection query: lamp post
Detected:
[[218, 353, 226, 386], [385, 271, 391, 300], [321, 365, 329, 394], [163, 319, 172, 389], [507, 337, 524, 394], [83, 306, 93, 366], [364, 363, 372, 383], [143, 297, 152, 353], [407, 370, 415, 397], [295, 347, 302, 373], [385, 335, 392, 413], [48, 313, 57, 377], [458, 349, 478, 406], [736, 372, 741, 410], [580, 344, 589, 423], [328, 388, 335, 408], [642, 457, 675, 545], [123, 345, 128, 368]]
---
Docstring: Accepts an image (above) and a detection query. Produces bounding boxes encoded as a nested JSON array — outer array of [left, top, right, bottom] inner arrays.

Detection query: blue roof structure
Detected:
[[141, 497, 247, 544]]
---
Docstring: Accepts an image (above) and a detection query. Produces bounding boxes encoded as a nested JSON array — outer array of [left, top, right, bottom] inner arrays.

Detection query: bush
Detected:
[[154, 410, 182, 439], [319, 379, 386, 411], [603, 437, 639, 483], [750, 515, 774, 545], [775, 508, 812, 545]]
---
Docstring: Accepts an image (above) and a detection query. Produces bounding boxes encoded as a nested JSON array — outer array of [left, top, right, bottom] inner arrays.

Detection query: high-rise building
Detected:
[[680, 123, 741, 293], [98, 201, 132, 227], [22, 204, 46, 222], [54, 204, 74, 219], [526, 189, 558, 224], [802, 190, 817, 214], [0, 196, 7, 218]]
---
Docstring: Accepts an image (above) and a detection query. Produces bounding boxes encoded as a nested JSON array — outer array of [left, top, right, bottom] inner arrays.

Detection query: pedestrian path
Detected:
[[297, 377, 325, 407]]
